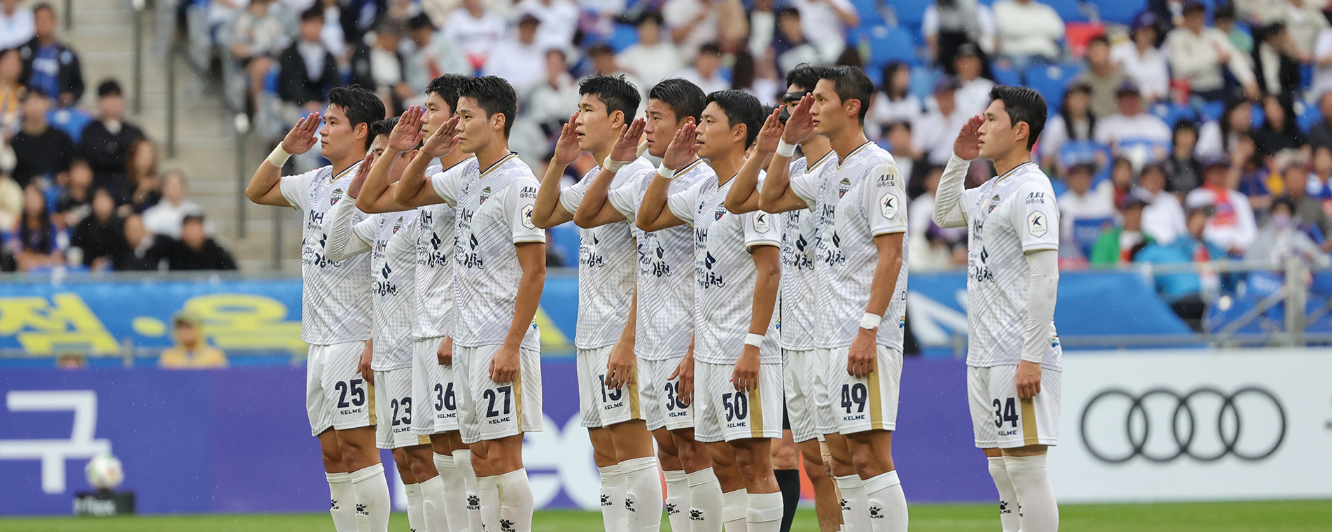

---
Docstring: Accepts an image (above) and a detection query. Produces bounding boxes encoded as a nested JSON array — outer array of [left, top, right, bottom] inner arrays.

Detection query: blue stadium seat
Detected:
[[1299, 103, 1322, 134], [548, 223, 580, 267], [991, 61, 1021, 86], [908, 66, 940, 102], [606, 23, 639, 53], [1046, 0, 1089, 22], [1071, 216, 1114, 259], [47, 107, 93, 144], [1149, 102, 1197, 127], [1024, 62, 1084, 113], [866, 25, 918, 67], [263, 66, 280, 94], [849, 0, 887, 26], [1251, 105, 1265, 128], [1090, 0, 1146, 25], [1199, 100, 1226, 122], [891, 0, 933, 26]]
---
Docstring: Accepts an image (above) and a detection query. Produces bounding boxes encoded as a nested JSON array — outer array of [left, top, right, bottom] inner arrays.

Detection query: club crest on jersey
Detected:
[[880, 193, 898, 219], [480, 186, 492, 204], [522, 204, 536, 229], [838, 177, 851, 198], [393, 216, 403, 233], [987, 194, 1001, 213], [1028, 211, 1048, 237], [715, 205, 727, 220], [753, 212, 770, 233], [330, 188, 344, 205]]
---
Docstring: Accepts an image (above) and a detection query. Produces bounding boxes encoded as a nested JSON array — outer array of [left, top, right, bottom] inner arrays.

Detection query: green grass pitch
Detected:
[[0, 501, 1329, 531]]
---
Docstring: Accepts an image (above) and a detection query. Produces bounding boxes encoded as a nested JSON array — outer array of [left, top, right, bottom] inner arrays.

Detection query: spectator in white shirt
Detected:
[[1281, 0, 1326, 61], [747, 0, 776, 58], [142, 172, 207, 239], [1186, 156, 1259, 255], [1040, 83, 1097, 169], [923, 0, 997, 72], [1310, 26, 1332, 97], [913, 75, 972, 165], [952, 42, 995, 115], [1196, 97, 1254, 158], [774, 7, 820, 75], [1111, 15, 1171, 104], [513, 48, 579, 166], [1094, 80, 1173, 147], [869, 62, 924, 138], [515, 0, 580, 52], [788, 0, 859, 63], [444, 0, 508, 71], [617, 11, 684, 89], [992, 0, 1064, 72], [1138, 162, 1189, 244], [663, 0, 719, 58], [0, 0, 33, 50], [1165, 0, 1258, 102], [1058, 161, 1117, 238], [674, 42, 729, 95], [588, 43, 648, 102], [403, 14, 470, 99], [483, 14, 549, 91]]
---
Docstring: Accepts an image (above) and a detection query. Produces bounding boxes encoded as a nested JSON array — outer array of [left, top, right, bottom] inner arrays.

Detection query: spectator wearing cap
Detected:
[[483, 14, 548, 92], [1075, 36, 1128, 119], [69, 187, 128, 270], [17, 3, 81, 107], [618, 11, 685, 89], [773, 7, 820, 75], [1112, 14, 1171, 104], [913, 76, 972, 166], [1165, 1, 1259, 102], [1186, 156, 1259, 255], [404, 14, 469, 99], [167, 214, 237, 271], [952, 43, 994, 115], [1162, 120, 1203, 194], [1277, 151, 1332, 250], [1091, 191, 1156, 265], [10, 88, 73, 189], [78, 79, 145, 197], [444, 0, 507, 71], [788, 0, 860, 63], [351, 20, 414, 114], [1094, 80, 1173, 147], [515, 0, 579, 52], [923, 0, 997, 74], [159, 310, 228, 369], [1251, 23, 1302, 99], [0, 0, 34, 50], [993, 0, 1063, 72], [1138, 163, 1189, 244], [1039, 83, 1096, 169], [115, 213, 169, 271], [1134, 205, 1226, 331], [675, 42, 729, 95], [1057, 161, 1116, 237], [278, 7, 340, 115]]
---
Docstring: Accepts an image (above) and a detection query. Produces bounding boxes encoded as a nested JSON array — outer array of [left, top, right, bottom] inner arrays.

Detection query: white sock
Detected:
[[405, 482, 425, 532], [421, 476, 452, 532], [987, 457, 1020, 532], [496, 469, 535, 532], [721, 489, 748, 532], [686, 468, 724, 532], [435, 453, 471, 532], [624, 457, 664, 532], [1003, 455, 1059, 532], [599, 464, 629, 532], [835, 475, 869, 532], [478, 475, 501, 532], [326, 472, 358, 532], [350, 463, 391, 532], [453, 449, 483, 532], [746, 491, 784, 532], [663, 470, 691, 532], [864, 471, 908, 532]]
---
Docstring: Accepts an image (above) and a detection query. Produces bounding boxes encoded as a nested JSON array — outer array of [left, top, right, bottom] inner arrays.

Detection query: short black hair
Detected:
[[580, 74, 641, 121], [97, 79, 123, 98], [300, 5, 324, 22], [777, 6, 800, 18], [989, 86, 1047, 150], [1214, 4, 1236, 20], [33, 3, 54, 16], [407, 13, 435, 32], [371, 117, 399, 140], [1088, 35, 1110, 48], [587, 43, 615, 58], [704, 90, 764, 148], [817, 65, 874, 125], [22, 85, 50, 100], [886, 120, 911, 134], [426, 74, 469, 114], [785, 63, 824, 92], [648, 78, 707, 125], [328, 85, 387, 151], [699, 42, 722, 57], [638, 10, 664, 27], [459, 76, 518, 137], [182, 214, 206, 227]]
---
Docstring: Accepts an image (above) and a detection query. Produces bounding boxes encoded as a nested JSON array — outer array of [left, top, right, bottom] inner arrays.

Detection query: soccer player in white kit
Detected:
[[527, 75, 664, 532], [243, 87, 391, 532], [724, 65, 843, 532], [638, 89, 786, 532], [933, 86, 1062, 532], [572, 78, 727, 532], [396, 76, 546, 532], [356, 75, 483, 532]]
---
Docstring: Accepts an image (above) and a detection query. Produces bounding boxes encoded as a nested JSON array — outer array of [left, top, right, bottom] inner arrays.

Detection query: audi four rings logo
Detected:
[[1079, 387, 1286, 463]]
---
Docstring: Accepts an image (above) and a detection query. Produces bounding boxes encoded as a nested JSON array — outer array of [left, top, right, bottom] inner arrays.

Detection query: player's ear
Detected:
[[845, 98, 862, 121], [1015, 120, 1029, 145], [354, 122, 369, 143], [491, 111, 505, 134], [611, 109, 625, 128]]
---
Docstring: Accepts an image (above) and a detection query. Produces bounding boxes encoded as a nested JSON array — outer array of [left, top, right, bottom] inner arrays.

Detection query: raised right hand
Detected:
[[953, 114, 984, 161], [661, 118, 698, 170], [781, 94, 815, 144], [347, 152, 375, 198], [421, 116, 461, 158], [552, 112, 584, 167], [756, 107, 785, 154], [389, 106, 426, 152], [281, 112, 321, 155], [610, 118, 646, 162]]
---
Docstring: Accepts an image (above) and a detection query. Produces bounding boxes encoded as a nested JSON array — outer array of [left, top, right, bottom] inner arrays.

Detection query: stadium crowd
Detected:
[[0, 1, 236, 272]]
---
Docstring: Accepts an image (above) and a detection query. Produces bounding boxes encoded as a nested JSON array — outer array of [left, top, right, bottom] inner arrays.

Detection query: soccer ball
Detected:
[[85, 453, 124, 490]]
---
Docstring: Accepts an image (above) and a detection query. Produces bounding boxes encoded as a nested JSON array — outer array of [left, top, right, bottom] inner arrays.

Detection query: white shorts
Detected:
[[306, 341, 374, 436], [968, 365, 1062, 449], [455, 344, 543, 445], [783, 349, 836, 443], [412, 337, 459, 436], [375, 368, 432, 449], [576, 346, 647, 428], [827, 345, 903, 434], [639, 356, 694, 432], [694, 361, 784, 443]]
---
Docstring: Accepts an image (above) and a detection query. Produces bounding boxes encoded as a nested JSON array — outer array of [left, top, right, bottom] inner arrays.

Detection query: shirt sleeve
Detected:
[[557, 177, 588, 216], [1009, 180, 1060, 252], [430, 165, 465, 207], [745, 210, 782, 249], [279, 168, 318, 211], [864, 162, 908, 236], [607, 171, 649, 220], [323, 198, 375, 262], [788, 169, 819, 210], [504, 178, 546, 244], [667, 177, 705, 226]]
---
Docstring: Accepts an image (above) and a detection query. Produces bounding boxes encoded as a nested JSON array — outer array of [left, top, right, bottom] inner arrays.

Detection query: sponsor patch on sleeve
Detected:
[[522, 204, 536, 229], [1027, 211, 1048, 237], [753, 211, 770, 233], [880, 193, 899, 219]]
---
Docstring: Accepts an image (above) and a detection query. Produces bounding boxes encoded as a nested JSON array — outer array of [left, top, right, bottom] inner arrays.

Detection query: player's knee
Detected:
[[802, 456, 830, 482], [772, 443, 800, 470]]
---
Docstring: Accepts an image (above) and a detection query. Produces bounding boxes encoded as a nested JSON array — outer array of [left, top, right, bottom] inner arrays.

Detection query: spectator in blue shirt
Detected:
[[1136, 205, 1227, 331], [17, 2, 82, 107]]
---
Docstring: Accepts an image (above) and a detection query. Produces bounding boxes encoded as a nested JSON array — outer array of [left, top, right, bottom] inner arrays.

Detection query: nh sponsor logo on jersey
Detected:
[[838, 177, 851, 198], [697, 251, 725, 288], [970, 247, 994, 283]]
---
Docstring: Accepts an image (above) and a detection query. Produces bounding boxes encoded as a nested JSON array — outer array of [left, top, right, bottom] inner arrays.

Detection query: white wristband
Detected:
[[603, 156, 629, 172], [744, 333, 764, 347], [267, 145, 291, 168], [859, 312, 882, 330], [657, 164, 677, 179], [776, 139, 797, 157]]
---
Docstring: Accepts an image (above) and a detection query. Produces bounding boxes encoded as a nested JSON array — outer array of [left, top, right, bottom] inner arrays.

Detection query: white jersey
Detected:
[[788, 149, 850, 350], [558, 159, 655, 349], [667, 171, 782, 365], [280, 162, 372, 345], [608, 159, 714, 361], [960, 161, 1063, 370], [819, 143, 910, 350], [777, 152, 837, 351], [431, 153, 545, 349], [414, 162, 468, 340]]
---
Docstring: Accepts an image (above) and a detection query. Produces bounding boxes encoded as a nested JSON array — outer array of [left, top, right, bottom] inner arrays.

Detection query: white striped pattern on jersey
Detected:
[[449, 153, 544, 350], [667, 172, 782, 365], [961, 161, 1063, 370], [367, 210, 420, 371], [608, 159, 715, 361], [558, 160, 655, 349], [413, 162, 462, 340], [778, 152, 836, 351], [280, 162, 372, 345], [819, 143, 910, 351]]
